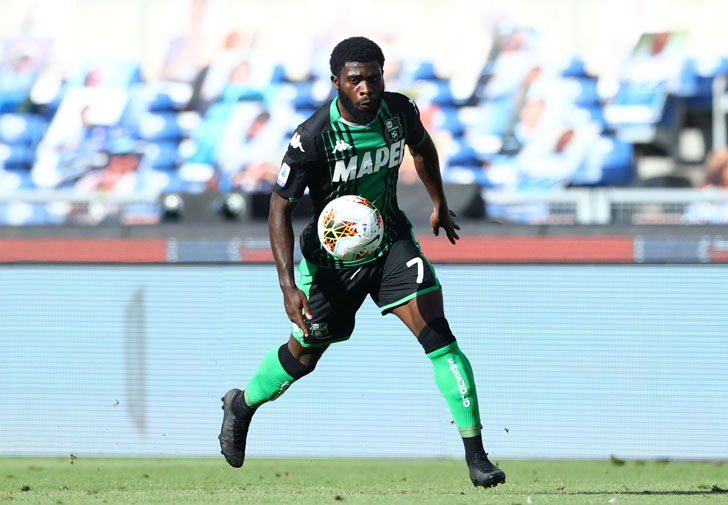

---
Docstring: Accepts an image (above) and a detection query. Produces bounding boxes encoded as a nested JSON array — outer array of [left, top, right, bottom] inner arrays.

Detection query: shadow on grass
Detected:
[[539, 488, 728, 496]]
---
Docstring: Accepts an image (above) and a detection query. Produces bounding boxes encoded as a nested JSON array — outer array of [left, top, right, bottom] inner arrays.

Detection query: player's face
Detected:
[[333, 61, 384, 125]]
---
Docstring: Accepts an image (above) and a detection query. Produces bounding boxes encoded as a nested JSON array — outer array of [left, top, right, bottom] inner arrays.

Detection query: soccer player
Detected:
[[219, 36, 506, 488]]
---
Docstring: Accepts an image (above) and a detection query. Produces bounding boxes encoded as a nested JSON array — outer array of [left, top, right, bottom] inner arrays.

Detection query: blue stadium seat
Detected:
[[145, 86, 192, 112], [0, 114, 46, 145], [289, 82, 321, 110], [604, 82, 668, 143], [139, 167, 192, 194], [0, 90, 29, 114], [582, 105, 608, 133], [472, 97, 514, 136], [412, 61, 437, 81], [569, 77, 600, 107], [429, 81, 459, 107], [571, 136, 634, 187], [559, 56, 588, 78], [0, 166, 35, 189], [143, 141, 181, 170], [0, 143, 34, 170], [269, 63, 287, 84], [137, 112, 184, 142], [598, 136, 634, 185], [447, 138, 481, 166], [185, 102, 235, 165], [221, 84, 266, 103], [680, 57, 728, 110], [436, 107, 465, 137]]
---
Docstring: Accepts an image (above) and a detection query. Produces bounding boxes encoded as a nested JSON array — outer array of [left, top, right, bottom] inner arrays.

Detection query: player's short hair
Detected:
[[329, 37, 385, 77]]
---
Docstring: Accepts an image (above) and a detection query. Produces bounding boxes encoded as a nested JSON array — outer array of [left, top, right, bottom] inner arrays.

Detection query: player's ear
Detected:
[[331, 74, 339, 90]]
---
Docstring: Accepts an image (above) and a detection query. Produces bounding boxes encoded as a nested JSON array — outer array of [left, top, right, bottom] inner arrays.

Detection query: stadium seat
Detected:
[[430, 81, 460, 107], [269, 63, 287, 84], [142, 141, 181, 170], [0, 143, 34, 170], [680, 57, 728, 110], [0, 166, 36, 190], [137, 112, 184, 142], [0, 90, 30, 114], [559, 56, 588, 78], [582, 105, 608, 133], [469, 97, 514, 137], [436, 107, 466, 137], [575, 135, 634, 186], [605, 82, 667, 124], [447, 138, 481, 167], [0, 114, 46, 145], [221, 84, 266, 104], [139, 167, 193, 194], [412, 61, 437, 81], [568, 77, 600, 107], [145, 83, 194, 112]]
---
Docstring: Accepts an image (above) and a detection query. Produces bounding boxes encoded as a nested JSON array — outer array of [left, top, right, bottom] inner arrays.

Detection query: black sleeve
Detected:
[[273, 127, 317, 201], [404, 96, 427, 147], [389, 92, 427, 147]]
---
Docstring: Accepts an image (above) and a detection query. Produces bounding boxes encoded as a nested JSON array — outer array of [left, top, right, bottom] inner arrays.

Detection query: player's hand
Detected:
[[281, 285, 313, 337], [431, 206, 460, 244]]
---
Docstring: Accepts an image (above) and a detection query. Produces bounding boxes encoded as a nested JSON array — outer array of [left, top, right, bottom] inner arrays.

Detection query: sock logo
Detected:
[[447, 358, 471, 408], [271, 381, 292, 401]]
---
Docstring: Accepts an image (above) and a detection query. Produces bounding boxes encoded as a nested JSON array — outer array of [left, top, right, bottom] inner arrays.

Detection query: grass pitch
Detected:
[[0, 457, 726, 505]]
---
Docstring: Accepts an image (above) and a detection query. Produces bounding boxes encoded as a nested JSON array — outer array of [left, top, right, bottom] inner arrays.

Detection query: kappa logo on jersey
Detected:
[[332, 139, 406, 182], [277, 162, 291, 186], [408, 98, 420, 116], [332, 139, 351, 153], [384, 117, 403, 142], [289, 132, 305, 152]]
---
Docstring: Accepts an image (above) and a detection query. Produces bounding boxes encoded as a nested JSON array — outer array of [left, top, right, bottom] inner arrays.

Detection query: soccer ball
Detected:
[[317, 195, 384, 261]]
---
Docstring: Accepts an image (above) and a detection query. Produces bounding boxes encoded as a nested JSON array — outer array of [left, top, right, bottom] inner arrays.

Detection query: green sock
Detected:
[[244, 348, 295, 408], [427, 341, 482, 437]]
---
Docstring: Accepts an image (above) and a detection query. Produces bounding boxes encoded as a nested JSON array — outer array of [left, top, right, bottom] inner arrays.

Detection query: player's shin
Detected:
[[426, 341, 482, 438], [244, 343, 315, 408]]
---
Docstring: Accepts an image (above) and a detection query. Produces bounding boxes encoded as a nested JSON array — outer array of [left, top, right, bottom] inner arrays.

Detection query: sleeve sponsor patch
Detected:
[[276, 162, 291, 187]]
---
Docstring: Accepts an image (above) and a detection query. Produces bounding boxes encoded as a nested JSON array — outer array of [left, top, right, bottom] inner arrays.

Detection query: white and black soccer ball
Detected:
[[317, 195, 384, 261]]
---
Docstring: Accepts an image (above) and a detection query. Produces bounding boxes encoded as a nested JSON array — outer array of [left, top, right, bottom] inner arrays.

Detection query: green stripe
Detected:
[[293, 259, 352, 345], [458, 425, 483, 438], [410, 129, 429, 149], [340, 122, 360, 196], [378, 103, 401, 249], [292, 259, 318, 339], [329, 97, 341, 122], [378, 284, 440, 313], [296, 258, 317, 301]]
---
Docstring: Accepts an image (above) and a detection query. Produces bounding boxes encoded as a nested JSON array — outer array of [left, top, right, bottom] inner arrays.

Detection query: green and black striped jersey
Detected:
[[274, 91, 428, 269]]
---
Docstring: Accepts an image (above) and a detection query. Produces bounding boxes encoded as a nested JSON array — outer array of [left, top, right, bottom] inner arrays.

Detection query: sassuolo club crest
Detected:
[[384, 117, 403, 142]]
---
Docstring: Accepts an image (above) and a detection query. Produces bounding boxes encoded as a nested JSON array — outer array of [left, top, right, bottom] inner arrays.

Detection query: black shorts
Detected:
[[292, 238, 441, 347]]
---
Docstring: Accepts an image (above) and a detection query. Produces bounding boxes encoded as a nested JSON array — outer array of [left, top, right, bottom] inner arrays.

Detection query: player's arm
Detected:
[[408, 133, 460, 244], [268, 192, 312, 337]]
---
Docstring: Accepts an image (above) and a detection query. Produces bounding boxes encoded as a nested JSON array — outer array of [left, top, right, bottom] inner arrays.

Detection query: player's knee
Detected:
[[417, 317, 456, 354], [278, 343, 317, 379]]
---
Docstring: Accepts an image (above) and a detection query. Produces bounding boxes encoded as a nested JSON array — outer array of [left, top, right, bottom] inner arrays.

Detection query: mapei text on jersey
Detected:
[[332, 138, 407, 182]]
